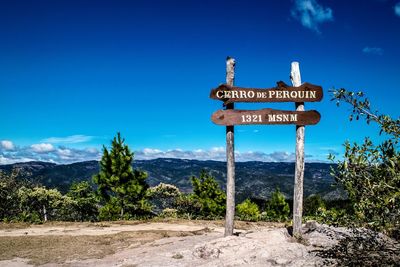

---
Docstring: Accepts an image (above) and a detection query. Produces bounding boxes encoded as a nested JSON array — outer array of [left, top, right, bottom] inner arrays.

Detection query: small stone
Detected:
[[305, 220, 319, 231]]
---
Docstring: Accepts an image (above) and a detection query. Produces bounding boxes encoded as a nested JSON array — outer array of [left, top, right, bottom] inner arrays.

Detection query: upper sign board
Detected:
[[210, 81, 323, 104]]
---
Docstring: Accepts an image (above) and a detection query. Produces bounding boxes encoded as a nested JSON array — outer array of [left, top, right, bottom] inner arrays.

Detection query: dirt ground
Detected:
[[0, 219, 350, 266]]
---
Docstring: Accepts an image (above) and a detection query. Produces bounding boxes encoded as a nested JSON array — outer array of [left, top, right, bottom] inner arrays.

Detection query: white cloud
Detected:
[[134, 147, 310, 162], [41, 135, 94, 144], [362, 46, 384, 55], [30, 143, 55, 153], [1, 140, 15, 151], [1, 141, 315, 165], [0, 155, 35, 165], [395, 2, 400, 16], [291, 0, 333, 33]]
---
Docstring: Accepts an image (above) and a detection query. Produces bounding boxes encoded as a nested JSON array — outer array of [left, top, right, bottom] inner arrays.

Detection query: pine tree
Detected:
[[190, 170, 226, 217], [93, 132, 149, 220]]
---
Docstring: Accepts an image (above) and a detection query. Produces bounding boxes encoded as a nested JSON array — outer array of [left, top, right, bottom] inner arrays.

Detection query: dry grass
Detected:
[[0, 219, 284, 265], [0, 230, 202, 266]]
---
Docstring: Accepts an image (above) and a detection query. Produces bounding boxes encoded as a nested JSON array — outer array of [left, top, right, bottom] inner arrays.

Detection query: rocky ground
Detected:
[[0, 220, 398, 267]]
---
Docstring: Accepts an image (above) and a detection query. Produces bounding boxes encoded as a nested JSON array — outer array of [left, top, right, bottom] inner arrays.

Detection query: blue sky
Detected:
[[0, 0, 399, 164]]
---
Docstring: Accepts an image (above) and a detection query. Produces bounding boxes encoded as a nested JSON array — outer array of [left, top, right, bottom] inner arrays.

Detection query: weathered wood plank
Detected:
[[211, 109, 321, 126], [210, 81, 323, 104], [291, 61, 305, 238], [225, 57, 236, 237]]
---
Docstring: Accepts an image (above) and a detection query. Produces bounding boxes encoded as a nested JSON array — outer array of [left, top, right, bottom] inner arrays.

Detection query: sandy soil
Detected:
[[0, 220, 340, 267]]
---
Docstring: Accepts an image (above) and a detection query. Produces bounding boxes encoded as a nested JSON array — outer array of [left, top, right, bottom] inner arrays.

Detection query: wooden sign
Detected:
[[210, 81, 323, 104], [211, 108, 321, 126]]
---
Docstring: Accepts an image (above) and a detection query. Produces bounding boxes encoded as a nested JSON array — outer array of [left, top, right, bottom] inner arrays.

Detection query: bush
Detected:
[[316, 207, 351, 226], [17, 186, 69, 222], [98, 197, 122, 221], [190, 171, 226, 218], [159, 208, 178, 218], [304, 195, 326, 217], [67, 181, 98, 221], [264, 188, 290, 221], [330, 88, 400, 238], [236, 199, 260, 221], [174, 194, 202, 219], [0, 170, 26, 221], [148, 183, 181, 215]]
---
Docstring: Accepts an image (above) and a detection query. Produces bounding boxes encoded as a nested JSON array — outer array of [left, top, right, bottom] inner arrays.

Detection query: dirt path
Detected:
[[0, 220, 335, 267], [0, 222, 209, 237]]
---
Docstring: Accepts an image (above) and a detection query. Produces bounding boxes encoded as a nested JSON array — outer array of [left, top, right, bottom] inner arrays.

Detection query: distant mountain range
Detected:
[[0, 158, 344, 201]]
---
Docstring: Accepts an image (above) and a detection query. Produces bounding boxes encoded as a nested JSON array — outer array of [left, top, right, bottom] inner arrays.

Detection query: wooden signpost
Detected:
[[210, 58, 323, 238]]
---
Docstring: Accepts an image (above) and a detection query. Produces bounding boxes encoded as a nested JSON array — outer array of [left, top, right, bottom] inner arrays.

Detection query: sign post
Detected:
[[291, 62, 305, 238], [224, 57, 236, 237], [211, 59, 322, 237]]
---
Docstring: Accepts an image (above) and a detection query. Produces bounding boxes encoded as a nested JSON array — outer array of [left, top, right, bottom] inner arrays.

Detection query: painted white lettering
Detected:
[[268, 114, 276, 122], [283, 91, 289, 98], [269, 91, 276, 98]]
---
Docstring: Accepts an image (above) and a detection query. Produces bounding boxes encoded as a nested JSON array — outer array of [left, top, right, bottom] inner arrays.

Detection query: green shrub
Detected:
[[159, 208, 178, 218], [190, 171, 226, 218], [67, 181, 98, 221], [330, 88, 400, 238], [304, 195, 326, 217], [149, 183, 181, 214], [236, 199, 260, 221], [174, 194, 202, 219], [316, 207, 349, 226], [98, 197, 122, 221], [264, 188, 290, 221]]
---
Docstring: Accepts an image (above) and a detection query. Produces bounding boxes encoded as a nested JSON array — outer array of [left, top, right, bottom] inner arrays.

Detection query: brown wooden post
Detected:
[[224, 57, 236, 236], [291, 61, 304, 238]]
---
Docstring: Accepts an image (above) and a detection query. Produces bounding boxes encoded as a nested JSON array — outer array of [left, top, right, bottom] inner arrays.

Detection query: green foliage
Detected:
[[330, 88, 400, 238], [67, 181, 98, 221], [0, 170, 26, 221], [174, 194, 202, 219], [304, 195, 326, 217], [148, 183, 181, 214], [315, 207, 349, 226], [98, 197, 122, 220], [190, 170, 226, 218], [332, 88, 400, 139], [93, 132, 150, 219], [264, 188, 290, 221], [236, 199, 260, 221], [159, 208, 178, 218], [17, 186, 71, 222]]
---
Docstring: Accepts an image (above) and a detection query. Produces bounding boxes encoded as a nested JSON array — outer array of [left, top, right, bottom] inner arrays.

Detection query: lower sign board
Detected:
[[211, 109, 321, 126]]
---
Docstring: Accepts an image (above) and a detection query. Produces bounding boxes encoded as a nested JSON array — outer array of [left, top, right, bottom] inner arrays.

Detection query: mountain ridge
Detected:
[[0, 158, 342, 201]]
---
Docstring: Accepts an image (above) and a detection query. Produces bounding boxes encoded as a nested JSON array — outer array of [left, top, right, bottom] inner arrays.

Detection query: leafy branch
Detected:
[[331, 88, 400, 140]]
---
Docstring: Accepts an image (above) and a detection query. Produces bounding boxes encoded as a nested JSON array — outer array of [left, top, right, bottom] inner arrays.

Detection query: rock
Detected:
[[305, 220, 319, 231], [192, 246, 221, 259]]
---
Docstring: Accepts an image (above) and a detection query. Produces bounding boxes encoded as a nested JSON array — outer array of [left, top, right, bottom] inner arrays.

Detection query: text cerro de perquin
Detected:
[[216, 89, 317, 99]]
